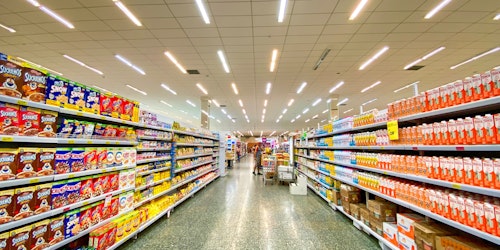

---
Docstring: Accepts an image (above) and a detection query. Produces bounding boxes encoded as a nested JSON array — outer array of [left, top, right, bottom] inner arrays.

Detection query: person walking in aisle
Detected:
[[253, 144, 263, 175]]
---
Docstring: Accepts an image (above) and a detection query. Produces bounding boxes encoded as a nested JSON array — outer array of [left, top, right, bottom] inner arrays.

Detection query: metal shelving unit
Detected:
[[175, 152, 213, 160], [137, 156, 171, 165], [174, 160, 214, 173], [296, 168, 333, 190]]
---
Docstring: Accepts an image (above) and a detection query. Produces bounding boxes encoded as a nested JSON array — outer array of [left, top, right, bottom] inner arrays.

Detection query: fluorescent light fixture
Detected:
[[242, 109, 246, 114], [329, 81, 345, 93], [0, 23, 16, 33], [232, 119, 236, 123], [245, 115, 248, 120], [227, 114, 232, 119], [264, 99, 268, 107], [302, 108, 309, 114], [305, 119, 310, 123], [494, 14, 500, 20], [247, 119, 250, 123], [270, 131, 276, 136], [250, 131, 254, 136], [312, 114, 318, 119], [161, 83, 177, 95], [38, 6, 74, 29], [337, 98, 348, 106], [321, 119, 326, 123], [450, 47, 500, 69], [212, 99, 220, 107], [279, 115, 283, 119], [217, 119, 221, 123], [278, 0, 287, 22], [349, 0, 368, 20], [361, 81, 381, 93], [195, 0, 210, 24], [63, 55, 103, 75], [425, 0, 452, 19], [27, 0, 40, 7], [164, 51, 187, 74], [201, 110, 209, 116], [287, 99, 294, 106], [359, 46, 389, 70], [327, 99, 332, 103], [126, 84, 147, 96], [260, 131, 263, 137], [186, 100, 196, 107], [92, 85, 114, 94], [263, 108, 266, 114], [394, 81, 420, 93], [266, 82, 272, 94], [404, 46, 445, 70], [261, 119, 264, 123], [18, 57, 62, 75], [313, 48, 331, 70], [291, 119, 295, 123], [160, 100, 172, 107], [362, 98, 377, 106], [343, 108, 353, 114], [196, 83, 208, 95], [115, 55, 145, 75], [282, 108, 288, 114], [238, 99, 243, 107], [276, 119, 280, 123], [113, 0, 142, 26], [312, 98, 322, 107], [322, 109, 328, 114], [221, 109, 227, 115], [270, 49, 278, 72], [217, 50, 230, 73], [231, 83, 239, 95], [180, 110, 187, 114], [296, 82, 307, 94], [296, 114, 301, 119]]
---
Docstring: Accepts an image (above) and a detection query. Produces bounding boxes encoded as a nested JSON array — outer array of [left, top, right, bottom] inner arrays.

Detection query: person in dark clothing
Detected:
[[253, 145, 263, 175]]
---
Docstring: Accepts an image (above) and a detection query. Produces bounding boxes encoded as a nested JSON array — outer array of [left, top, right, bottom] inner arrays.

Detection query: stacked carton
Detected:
[[340, 184, 361, 215], [368, 199, 397, 236]]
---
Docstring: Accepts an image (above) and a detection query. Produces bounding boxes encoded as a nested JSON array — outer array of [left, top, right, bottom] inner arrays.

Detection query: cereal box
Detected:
[[93, 123, 106, 138], [0, 232, 9, 250], [70, 147, 85, 172], [13, 186, 35, 221], [100, 174, 111, 194], [16, 147, 37, 179], [38, 109, 57, 137], [0, 57, 23, 98], [34, 183, 52, 215], [114, 148, 124, 167], [0, 189, 14, 225], [19, 106, 40, 136], [110, 173, 119, 192], [101, 201, 111, 221], [54, 148, 71, 174], [0, 102, 20, 135], [99, 92, 113, 117], [84, 87, 100, 114], [66, 81, 86, 111], [66, 179, 81, 204], [79, 205, 92, 231], [111, 96, 123, 119], [103, 124, 117, 137], [30, 219, 49, 250], [0, 148, 17, 181], [21, 66, 47, 103], [91, 201, 103, 226], [119, 191, 134, 212], [72, 120, 85, 138], [36, 148, 55, 176], [84, 147, 97, 170], [8, 225, 32, 250], [106, 148, 116, 168], [96, 147, 107, 169], [110, 197, 119, 217], [64, 208, 81, 239], [45, 74, 69, 107], [92, 174, 103, 197], [48, 215, 64, 245], [121, 98, 134, 121], [82, 121, 95, 138], [80, 176, 93, 201], [51, 180, 67, 209], [57, 118, 75, 137]]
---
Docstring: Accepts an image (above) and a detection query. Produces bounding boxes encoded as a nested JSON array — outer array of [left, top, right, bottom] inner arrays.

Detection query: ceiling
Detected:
[[0, 0, 499, 136]]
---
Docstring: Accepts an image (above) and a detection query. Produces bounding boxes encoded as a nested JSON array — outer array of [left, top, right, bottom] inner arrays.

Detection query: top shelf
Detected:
[[0, 95, 218, 141], [309, 96, 500, 139]]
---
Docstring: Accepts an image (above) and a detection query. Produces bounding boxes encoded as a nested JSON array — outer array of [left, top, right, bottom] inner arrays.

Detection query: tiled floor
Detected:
[[120, 156, 380, 250]]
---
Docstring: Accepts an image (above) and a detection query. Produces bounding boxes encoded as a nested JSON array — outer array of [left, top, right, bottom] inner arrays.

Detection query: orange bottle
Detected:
[[453, 80, 465, 105], [456, 193, 467, 224], [433, 122, 441, 145], [463, 117, 476, 145], [440, 156, 448, 181], [432, 156, 441, 180], [454, 157, 465, 184], [472, 74, 483, 101], [441, 121, 450, 145], [472, 157, 484, 187], [481, 71, 494, 99], [416, 125, 423, 145], [463, 157, 473, 185], [449, 192, 459, 221], [439, 85, 448, 109], [483, 158, 494, 189], [474, 115, 485, 144], [448, 157, 456, 182], [465, 195, 476, 227], [446, 83, 455, 107], [424, 156, 433, 178], [484, 199, 498, 235], [492, 67, 500, 96], [448, 119, 458, 144], [456, 118, 466, 144], [483, 114, 497, 144], [474, 197, 486, 232], [463, 77, 474, 103], [494, 199, 500, 236]]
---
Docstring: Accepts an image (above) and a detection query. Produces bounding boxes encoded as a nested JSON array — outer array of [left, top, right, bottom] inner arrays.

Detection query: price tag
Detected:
[[63, 207, 71, 212], [68, 174, 76, 179], [101, 169, 107, 173], [1, 137, 13, 142], [387, 120, 399, 141], [455, 147, 465, 151], [29, 178, 40, 184], [104, 194, 112, 207], [87, 140, 93, 144], [115, 141, 120, 145], [452, 183, 461, 189], [68, 140, 75, 144], [76, 112, 84, 116], [106, 141, 111, 144], [17, 100, 28, 106], [82, 201, 89, 206]]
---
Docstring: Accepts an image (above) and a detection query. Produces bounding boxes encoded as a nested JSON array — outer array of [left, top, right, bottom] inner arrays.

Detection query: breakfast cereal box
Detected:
[[111, 96, 123, 119], [70, 147, 85, 172], [45, 74, 69, 107], [16, 147, 38, 179], [13, 186, 35, 221], [38, 109, 57, 137], [19, 106, 40, 136], [99, 92, 113, 117], [21, 66, 47, 103], [66, 81, 86, 111], [66, 179, 81, 204], [79, 205, 92, 231], [0, 102, 20, 135], [84, 87, 100, 114], [36, 148, 55, 176], [51, 180, 67, 209], [48, 215, 64, 245], [8, 225, 32, 250], [120, 98, 134, 121], [0, 232, 8, 250], [30, 219, 49, 250], [34, 183, 52, 215], [54, 148, 71, 174], [0, 148, 17, 181], [0, 189, 14, 225], [64, 208, 81, 239], [0, 55, 23, 99]]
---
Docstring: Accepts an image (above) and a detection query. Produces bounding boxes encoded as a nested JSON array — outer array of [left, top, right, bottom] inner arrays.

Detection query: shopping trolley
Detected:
[[262, 155, 277, 185]]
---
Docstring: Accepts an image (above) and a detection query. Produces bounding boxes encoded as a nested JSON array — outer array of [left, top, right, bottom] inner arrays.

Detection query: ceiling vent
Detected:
[[405, 65, 424, 71], [313, 48, 331, 70], [219, 104, 227, 108], [187, 69, 200, 74]]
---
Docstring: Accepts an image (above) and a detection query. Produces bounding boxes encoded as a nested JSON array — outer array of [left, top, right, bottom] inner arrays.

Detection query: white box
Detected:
[[383, 222, 398, 247], [398, 232, 416, 250], [279, 172, 293, 180], [278, 165, 293, 172]]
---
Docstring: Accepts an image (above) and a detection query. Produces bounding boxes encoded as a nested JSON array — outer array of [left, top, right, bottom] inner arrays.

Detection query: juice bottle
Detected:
[[483, 114, 497, 144], [439, 85, 448, 109], [424, 156, 433, 178], [454, 80, 465, 105], [446, 83, 455, 106], [441, 121, 450, 145], [439, 156, 448, 181], [474, 197, 486, 232], [472, 157, 484, 187], [433, 122, 441, 145], [416, 125, 423, 145], [456, 118, 466, 144], [484, 199, 498, 235], [422, 123, 429, 145], [454, 157, 465, 184], [483, 158, 494, 189], [472, 74, 483, 101], [494, 113, 500, 143], [448, 157, 456, 182], [494, 199, 500, 236], [442, 191, 451, 218], [465, 195, 476, 227], [463, 77, 474, 103], [449, 192, 459, 221], [463, 157, 473, 185], [474, 115, 485, 144], [492, 67, 500, 96], [433, 156, 441, 180], [448, 119, 458, 144], [463, 117, 476, 145], [456, 193, 467, 224], [481, 71, 494, 99], [494, 158, 500, 189]]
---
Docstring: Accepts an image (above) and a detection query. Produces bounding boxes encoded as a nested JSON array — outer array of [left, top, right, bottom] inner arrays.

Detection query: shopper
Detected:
[[236, 147, 240, 162], [253, 144, 263, 175]]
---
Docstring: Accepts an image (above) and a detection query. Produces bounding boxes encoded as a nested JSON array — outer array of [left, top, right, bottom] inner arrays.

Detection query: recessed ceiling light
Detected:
[[238, 99, 243, 107], [287, 99, 294, 106], [33, 4, 74, 29], [164, 51, 187, 74], [270, 131, 276, 136], [302, 108, 309, 114], [196, 83, 208, 95], [425, 0, 452, 19], [277, 0, 287, 22], [359, 46, 389, 70], [296, 114, 301, 119], [113, 0, 142, 26], [217, 50, 230, 73], [270, 49, 278, 72], [221, 109, 227, 115], [494, 14, 500, 20], [63, 55, 103, 75], [337, 98, 348, 106], [115, 54, 145, 75], [312, 98, 322, 107], [216, 119, 221, 123], [362, 98, 377, 106], [296, 82, 307, 94], [305, 119, 310, 123], [161, 83, 177, 95], [349, 0, 368, 20], [195, 0, 210, 24], [282, 108, 288, 114], [343, 109, 353, 114], [126, 84, 147, 95], [264, 99, 268, 107], [322, 109, 328, 114], [242, 109, 246, 114], [312, 114, 318, 119], [450, 47, 500, 70], [361, 81, 381, 93], [266, 82, 272, 95], [186, 100, 196, 107], [0, 23, 16, 33], [160, 100, 172, 107], [329, 81, 345, 93], [263, 108, 266, 114], [212, 99, 220, 107], [231, 83, 239, 95], [291, 119, 295, 123], [404, 46, 445, 70], [276, 119, 280, 123]]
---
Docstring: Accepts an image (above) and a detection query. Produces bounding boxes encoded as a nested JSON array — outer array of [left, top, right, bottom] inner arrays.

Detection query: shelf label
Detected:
[[67, 140, 75, 144], [68, 174, 76, 179], [455, 147, 465, 151], [387, 120, 399, 141], [76, 112, 84, 116], [16, 100, 28, 106], [1, 137, 13, 142], [87, 140, 93, 144], [82, 201, 89, 206], [106, 141, 111, 144], [452, 183, 461, 189], [29, 178, 40, 184]]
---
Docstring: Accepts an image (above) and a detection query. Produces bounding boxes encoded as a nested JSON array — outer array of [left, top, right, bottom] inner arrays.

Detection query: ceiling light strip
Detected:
[[231, 83, 239, 95], [238, 99, 243, 107], [337, 98, 348, 106], [264, 99, 268, 107], [113, 0, 142, 26], [322, 109, 328, 114], [270, 131, 276, 136], [115, 55, 145, 75], [362, 98, 377, 106], [126, 84, 147, 96], [186, 100, 196, 107], [39, 6, 74, 29], [361, 81, 381, 93], [196, 83, 208, 95], [195, 0, 210, 24], [425, 0, 452, 19], [212, 99, 220, 107], [161, 83, 177, 95], [217, 50, 230, 73], [404, 46, 446, 70], [18, 57, 62, 75], [329, 81, 345, 93], [343, 108, 353, 114], [450, 47, 500, 70], [287, 99, 294, 106], [63, 55, 103, 75], [270, 49, 278, 72], [164, 52, 187, 74], [494, 14, 500, 20], [394, 81, 420, 93], [266, 82, 272, 95], [312, 98, 322, 107], [349, 0, 369, 20], [160, 100, 172, 107], [0, 23, 16, 33], [302, 108, 309, 114], [296, 82, 307, 94], [359, 46, 389, 70], [277, 0, 287, 22]]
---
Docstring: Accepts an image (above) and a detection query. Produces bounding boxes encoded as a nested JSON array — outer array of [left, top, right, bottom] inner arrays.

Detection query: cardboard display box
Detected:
[[397, 213, 425, 239], [439, 236, 497, 250], [383, 222, 398, 247], [342, 200, 351, 215], [327, 190, 341, 206], [414, 222, 455, 250], [350, 203, 366, 221], [360, 207, 371, 227], [340, 184, 361, 203], [398, 232, 417, 250], [370, 214, 384, 236], [367, 199, 397, 222]]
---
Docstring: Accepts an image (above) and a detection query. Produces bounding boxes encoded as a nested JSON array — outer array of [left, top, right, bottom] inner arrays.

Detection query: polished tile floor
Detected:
[[120, 156, 380, 250]]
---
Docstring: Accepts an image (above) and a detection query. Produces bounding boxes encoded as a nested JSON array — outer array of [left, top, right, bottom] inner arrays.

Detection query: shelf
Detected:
[[55, 165, 135, 181], [136, 167, 171, 177], [137, 156, 171, 165], [0, 135, 137, 145], [309, 122, 387, 139], [297, 162, 333, 178], [175, 152, 212, 160], [0, 175, 53, 189], [46, 208, 135, 250], [296, 144, 500, 151], [173, 130, 218, 140], [0, 186, 133, 233], [297, 168, 333, 190], [106, 227, 138, 250], [176, 142, 214, 147], [174, 160, 214, 173], [135, 177, 171, 191], [137, 136, 172, 141], [136, 147, 171, 152], [305, 183, 331, 204]]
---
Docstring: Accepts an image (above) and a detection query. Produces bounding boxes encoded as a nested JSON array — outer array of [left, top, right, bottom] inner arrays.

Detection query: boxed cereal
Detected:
[[8, 225, 32, 250], [21, 66, 47, 102], [57, 118, 75, 137], [0, 56, 23, 98], [38, 109, 57, 137], [66, 81, 86, 111], [110, 173, 119, 192], [0, 189, 14, 225], [48, 215, 64, 245], [82, 121, 95, 138], [0, 102, 20, 135], [16, 147, 38, 179], [79, 205, 92, 232], [110, 196, 119, 217], [51, 180, 67, 209], [121, 98, 134, 121], [0, 148, 17, 181], [111, 95, 123, 119], [34, 183, 52, 215], [0, 232, 8, 250], [79, 176, 94, 201], [19, 107, 41, 136], [36, 148, 55, 176], [370, 214, 384, 236], [13, 186, 35, 221], [99, 92, 113, 117], [92, 174, 103, 197], [45, 74, 69, 107], [119, 191, 134, 212], [84, 87, 100, 114], [91, 201, 103, 226], [54, 148, 71, 174], [66, 178, 82, 204], [72, 120, 85, 138], [64, 208, 81, 239], [70, 147, 85, 172], [30, 219, 49, 250]]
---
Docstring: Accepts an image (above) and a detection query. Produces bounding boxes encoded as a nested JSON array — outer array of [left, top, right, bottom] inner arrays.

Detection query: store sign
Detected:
[[262, 137, 267, 143], [387, 120, 399, 140]]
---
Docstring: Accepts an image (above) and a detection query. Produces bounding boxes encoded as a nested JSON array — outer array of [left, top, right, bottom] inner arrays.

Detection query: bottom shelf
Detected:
[[107, 174, 220, 250]]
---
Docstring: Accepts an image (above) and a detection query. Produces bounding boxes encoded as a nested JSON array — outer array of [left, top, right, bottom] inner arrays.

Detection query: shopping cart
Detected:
[[262, 155, 277, 185]]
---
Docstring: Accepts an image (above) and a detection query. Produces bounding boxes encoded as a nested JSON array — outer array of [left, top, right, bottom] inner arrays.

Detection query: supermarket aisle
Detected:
[[120, 156, 379, 250]]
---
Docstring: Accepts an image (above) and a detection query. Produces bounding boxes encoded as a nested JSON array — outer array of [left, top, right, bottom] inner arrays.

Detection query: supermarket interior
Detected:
[[0, 0, 499, 250]]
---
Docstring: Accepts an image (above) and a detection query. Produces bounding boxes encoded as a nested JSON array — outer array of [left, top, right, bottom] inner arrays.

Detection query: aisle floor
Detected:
[[121, 156, 379, 250]]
